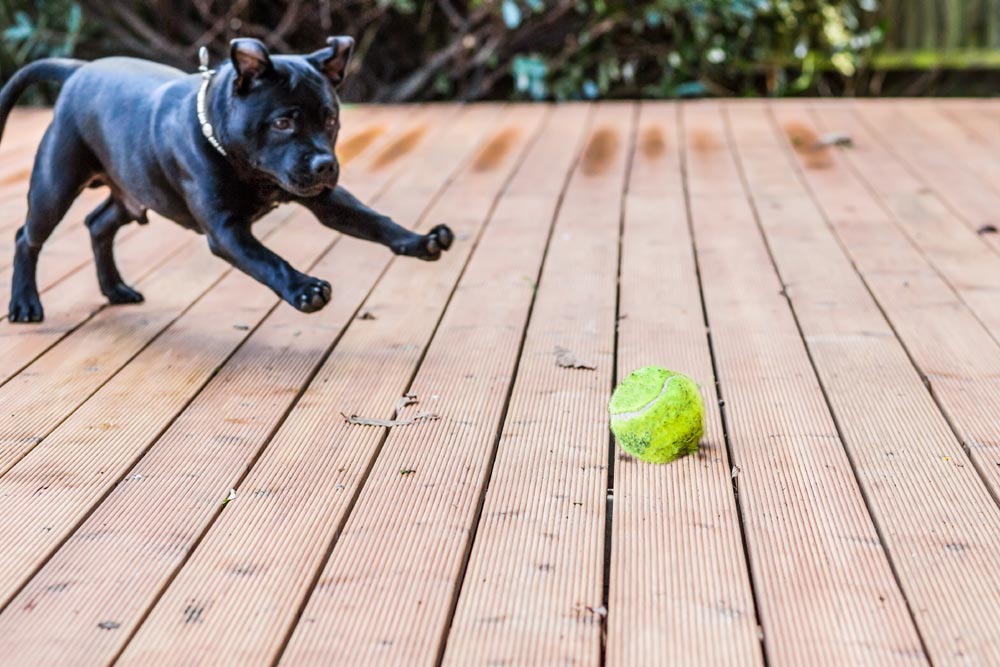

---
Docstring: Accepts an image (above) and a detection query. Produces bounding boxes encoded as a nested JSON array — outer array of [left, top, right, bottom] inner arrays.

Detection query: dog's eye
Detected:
[[325, 116, 338, 131], [273, 117, 294, 131]]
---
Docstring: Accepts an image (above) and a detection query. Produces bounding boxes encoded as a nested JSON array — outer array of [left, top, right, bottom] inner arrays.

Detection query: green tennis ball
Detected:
[[608, 367, 704, 464]]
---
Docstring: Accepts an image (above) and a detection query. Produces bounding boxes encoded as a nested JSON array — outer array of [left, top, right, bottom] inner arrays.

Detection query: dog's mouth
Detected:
[[286, 181, 327, 197], [266, 174, 330, 198]]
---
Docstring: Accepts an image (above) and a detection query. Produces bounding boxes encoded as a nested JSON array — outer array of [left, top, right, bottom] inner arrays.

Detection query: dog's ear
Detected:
[[308, 36, 354, 87], [230, 38, 273, 92]]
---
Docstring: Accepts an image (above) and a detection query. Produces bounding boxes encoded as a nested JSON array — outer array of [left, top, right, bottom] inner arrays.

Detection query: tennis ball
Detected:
[[608, 367, 704, 464]]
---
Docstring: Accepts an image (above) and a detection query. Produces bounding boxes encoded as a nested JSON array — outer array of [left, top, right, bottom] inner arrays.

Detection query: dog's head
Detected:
[[219, 36, 354, 197]]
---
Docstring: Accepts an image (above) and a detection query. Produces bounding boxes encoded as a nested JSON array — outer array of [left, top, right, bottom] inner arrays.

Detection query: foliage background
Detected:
[[1, 0, 997, 102]]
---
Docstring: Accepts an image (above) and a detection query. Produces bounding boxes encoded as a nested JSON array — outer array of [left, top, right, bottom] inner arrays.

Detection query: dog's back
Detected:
[[57, 59, 197, 208]]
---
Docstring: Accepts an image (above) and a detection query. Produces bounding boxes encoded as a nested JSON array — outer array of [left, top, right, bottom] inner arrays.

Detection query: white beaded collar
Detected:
[[196, 46, 227, 157]]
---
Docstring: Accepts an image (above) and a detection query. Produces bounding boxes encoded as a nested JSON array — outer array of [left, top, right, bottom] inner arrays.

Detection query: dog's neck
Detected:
[[196, 47, 227, 157]]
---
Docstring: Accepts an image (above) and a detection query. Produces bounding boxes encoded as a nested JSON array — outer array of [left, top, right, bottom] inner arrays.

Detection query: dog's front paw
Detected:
[[400, 224, 454, 261], [8, 293, 44, 323], [290, 277, 332, 313], [427, 224, 454, 254]]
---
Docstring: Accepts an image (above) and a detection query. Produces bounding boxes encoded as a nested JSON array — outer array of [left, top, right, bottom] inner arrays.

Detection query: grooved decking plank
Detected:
[[737, 101, 1000, 665], [0, 211, 287, 475], [780, 107, 1000, 496], [0, 107, 453, 606], [942, 104, 1000, 153], [115, 105, 541, 667], [0, 218, 186, 328], [0, 108, 431, 475], [0, 104, 482, 667], [0, 111, 52, 194], [278, 104, 585, 667], [605, 102, 763, 667], [856, 102, 1000, 256], [0, 212, 332, 610], [683, 102, 924, 667], [779, 104, 1000, 536], [440, 103, 634, 667], [913, 105, 1000, 184], [0, 108, 51, 158], [0, 189, 111, 267], [780, 104, 1000, 354]]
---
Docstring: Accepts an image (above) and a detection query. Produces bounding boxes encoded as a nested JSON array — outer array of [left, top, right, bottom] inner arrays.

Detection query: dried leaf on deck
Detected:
[[341, 413, 412, 427], [814, 132, 853, 149], [394, 392, 418, 413], [555, 346, 596, 370], [586, 604, 608, 619]]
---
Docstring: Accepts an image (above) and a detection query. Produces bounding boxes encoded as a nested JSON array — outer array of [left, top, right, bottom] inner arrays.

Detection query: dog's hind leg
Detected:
[[86, 196, 143, 304], [9, 121, 97, 323]]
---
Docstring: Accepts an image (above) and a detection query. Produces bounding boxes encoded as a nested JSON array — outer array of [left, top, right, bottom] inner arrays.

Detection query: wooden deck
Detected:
[[0, 100, 999, 666]]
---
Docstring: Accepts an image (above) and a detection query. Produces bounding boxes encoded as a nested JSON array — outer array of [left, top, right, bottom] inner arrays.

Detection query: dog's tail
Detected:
[[0, 58, 86, 147]]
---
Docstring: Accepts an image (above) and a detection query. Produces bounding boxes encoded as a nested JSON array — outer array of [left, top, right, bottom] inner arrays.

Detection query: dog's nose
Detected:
[[310, 153, 336, 178]]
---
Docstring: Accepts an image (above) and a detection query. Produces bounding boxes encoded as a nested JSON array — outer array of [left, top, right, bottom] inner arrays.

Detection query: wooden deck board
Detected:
[[684, 102, 924, 666], [0, 101, 998, 666], [781, 105, 1000, 504], [605, 102, 763, 666], [441, 102, 633, 666], [943, 104, 1000, 153], [279, 103, 576, 666], [856, 102, 1000, 256], [0, 105, 459, 665], [116, 105, 538, 667], [807, 104, 1000, 341], [738, 102, 1000, 665]]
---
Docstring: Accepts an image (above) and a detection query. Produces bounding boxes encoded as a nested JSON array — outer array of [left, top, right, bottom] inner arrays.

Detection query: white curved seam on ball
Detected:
[[609, 375, 675, 422]]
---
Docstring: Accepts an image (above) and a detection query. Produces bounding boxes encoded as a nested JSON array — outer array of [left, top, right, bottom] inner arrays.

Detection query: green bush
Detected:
[[0, 0, 84, 102], [499, 0, 883, 100], [2, 1, 882, 101]]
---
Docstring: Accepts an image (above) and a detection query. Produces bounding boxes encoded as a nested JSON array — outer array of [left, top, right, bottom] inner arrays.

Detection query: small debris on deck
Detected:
[[554, 346, 596, 370]]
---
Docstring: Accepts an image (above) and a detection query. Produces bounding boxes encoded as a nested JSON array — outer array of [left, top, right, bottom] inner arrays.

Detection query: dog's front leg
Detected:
[[302, 186, 454, 261], [205, 222, 331, 313]]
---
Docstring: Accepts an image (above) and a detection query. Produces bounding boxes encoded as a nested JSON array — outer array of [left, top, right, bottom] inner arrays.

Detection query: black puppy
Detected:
[[0, 37, 453, 323]]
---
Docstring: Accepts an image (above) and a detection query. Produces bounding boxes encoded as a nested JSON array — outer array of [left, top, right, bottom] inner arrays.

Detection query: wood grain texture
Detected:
[[0, 103, 997, 666], [0, 189, 116, 269], [738, 101, 1000, 666], [795, 104, 1000, 502], [605, 102, 763, 667], [942, 104, 1000, 153], [0, 106, 461, 667], [0, 213, 330, 611], [683, 102, 924, 667], [802, 103, 1000, 343], [0, 111, 414, 475], [116, 105, 543, 667], [441, 103, 634, 667], [855, 101, 1000, 257], [915, 105, 1000, 184], [278, 104, 586, 667]]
